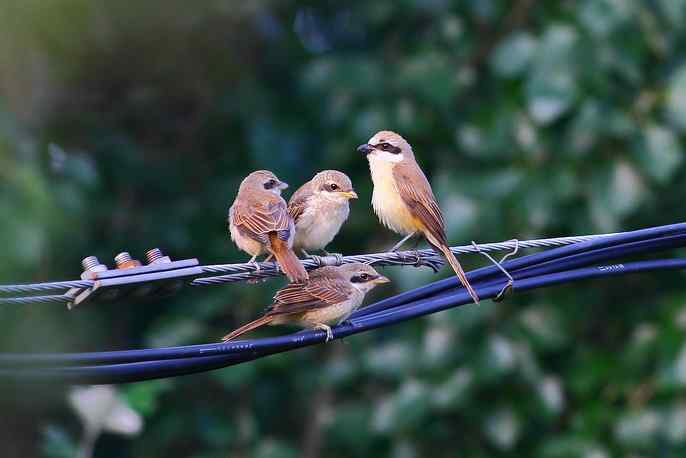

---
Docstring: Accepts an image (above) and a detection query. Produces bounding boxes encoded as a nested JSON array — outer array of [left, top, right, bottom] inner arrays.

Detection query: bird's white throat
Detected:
[[369, 150, 404, 164], [368, 153, 417, 236]]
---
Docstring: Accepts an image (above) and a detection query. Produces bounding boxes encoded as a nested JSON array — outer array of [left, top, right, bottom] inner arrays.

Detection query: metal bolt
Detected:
[[145, 248, 163, 263], [145, 248, 171, 264], [82, 256, 101, 271], [114, 252, 132, 264], [80, 255, 108, 280], [114, 252, 141, 269]]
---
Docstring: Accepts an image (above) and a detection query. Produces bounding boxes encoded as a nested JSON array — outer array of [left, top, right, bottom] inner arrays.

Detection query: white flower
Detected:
[[69, 385, 142, 436]]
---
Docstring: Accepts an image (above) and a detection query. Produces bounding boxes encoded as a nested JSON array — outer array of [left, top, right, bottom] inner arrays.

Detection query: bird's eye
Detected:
[[351, 273, 371, 283], [329, 183, 339, 191], [264, 179, 277, 189]]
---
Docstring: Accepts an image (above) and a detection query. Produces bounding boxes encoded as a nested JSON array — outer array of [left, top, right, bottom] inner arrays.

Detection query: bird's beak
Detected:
[[278, 181, 289, 190], [373, 275, 390, 284], [357, 143, 373, 155], [341, 190, 358, 199]]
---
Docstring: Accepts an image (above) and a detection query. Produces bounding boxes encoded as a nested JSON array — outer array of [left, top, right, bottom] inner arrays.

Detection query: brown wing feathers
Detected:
[[393, 162, 479, 303], [233, 194, 308, 283], [269, 268, 350, 315], [287, 183, 312, 224], [222, 268, 350, 341]]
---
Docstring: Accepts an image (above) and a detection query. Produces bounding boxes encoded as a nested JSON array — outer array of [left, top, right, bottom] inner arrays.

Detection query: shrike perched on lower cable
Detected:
[[222, 263, 389, 342]]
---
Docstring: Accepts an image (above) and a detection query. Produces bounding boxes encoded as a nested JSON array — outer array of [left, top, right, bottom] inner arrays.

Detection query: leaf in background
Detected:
[[483, 407, 521, 450], [614, 409, 661, 447], [490, 32, 537, 78], [634, 124, 683, 184], [41, 426, 77, 458], [430, 368, 474, 410], [667, 65, 686, 131], [122, 380, 173, 417], [525, 25, 579, 124], [253, 439, 299, 458]]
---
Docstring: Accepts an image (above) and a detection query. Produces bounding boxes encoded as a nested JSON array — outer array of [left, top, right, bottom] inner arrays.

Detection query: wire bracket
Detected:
[[68, 257, 202, 308]]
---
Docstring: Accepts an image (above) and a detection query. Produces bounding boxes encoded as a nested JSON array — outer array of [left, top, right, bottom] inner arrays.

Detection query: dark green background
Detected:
[[2, 1, 686, 456]]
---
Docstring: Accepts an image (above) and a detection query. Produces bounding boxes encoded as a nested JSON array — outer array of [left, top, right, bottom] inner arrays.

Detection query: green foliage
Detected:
[[1, 0, 686, 456]]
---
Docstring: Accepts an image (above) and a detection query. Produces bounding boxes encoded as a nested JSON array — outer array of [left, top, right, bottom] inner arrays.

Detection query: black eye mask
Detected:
[[376, 142, 401, 155]]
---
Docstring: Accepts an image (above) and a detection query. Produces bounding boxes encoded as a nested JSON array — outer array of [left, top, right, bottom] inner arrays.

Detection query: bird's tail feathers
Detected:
[[222, 315, 274, 341], [437, 243, 480, 304], [269, 233, 309, 283]]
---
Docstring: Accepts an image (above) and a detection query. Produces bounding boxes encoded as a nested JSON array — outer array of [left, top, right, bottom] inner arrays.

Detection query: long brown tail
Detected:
[[438, 243, 480, 304], [269, 233, 309, 283], [222, 315, 274, 341]]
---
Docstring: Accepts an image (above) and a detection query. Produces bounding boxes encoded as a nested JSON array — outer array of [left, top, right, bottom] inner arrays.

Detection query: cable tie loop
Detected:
[[471, 240, 516, 302], [331, 253, 344, 266]]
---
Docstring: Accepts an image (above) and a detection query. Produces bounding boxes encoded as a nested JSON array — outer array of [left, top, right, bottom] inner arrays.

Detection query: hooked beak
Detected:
[[278, 181, 289, 190], [357, 143, 373, 155], [372, 275, 390, 285], [341, 190, 358, 199]]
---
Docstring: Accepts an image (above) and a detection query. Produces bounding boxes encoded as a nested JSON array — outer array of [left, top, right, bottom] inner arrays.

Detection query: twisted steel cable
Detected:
[[3, 257, 685, 383], [0, 232, 623, 305], [0, 223, 685, 383]]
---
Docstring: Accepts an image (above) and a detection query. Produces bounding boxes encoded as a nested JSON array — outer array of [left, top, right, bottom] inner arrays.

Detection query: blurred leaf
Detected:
[[667, 65, 686, 131], [483, 407, 521, 451], [252, 439, 299, 458], [123, 380, 173, 417], [41, 426, 77, 458], [526, 25, 579, 124], [490, 32, 537, 77], [634, 124, 682, 183]]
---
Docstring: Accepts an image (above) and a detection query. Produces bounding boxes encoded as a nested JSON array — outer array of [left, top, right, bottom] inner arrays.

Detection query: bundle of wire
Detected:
[[1, 222, 685, 384]]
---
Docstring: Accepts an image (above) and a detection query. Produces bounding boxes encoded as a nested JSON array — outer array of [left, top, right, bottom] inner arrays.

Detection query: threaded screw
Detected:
[[82, 256, 101, 271], [114, 252, 132, 266], [114, 252, 141, 269], [80, 255, 108, 280], [146, 248, 163, 263], [145, 248, 172, 264]]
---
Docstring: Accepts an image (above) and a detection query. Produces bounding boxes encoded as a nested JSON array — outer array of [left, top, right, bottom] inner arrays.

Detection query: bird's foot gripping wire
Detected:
[[314, 323, 334, 342], [395, 249, 441, 273], [321, 249, 344, 260], [471, 239, 519, 302], [306, 252, 343, 267], [247, 255, 269, 284]]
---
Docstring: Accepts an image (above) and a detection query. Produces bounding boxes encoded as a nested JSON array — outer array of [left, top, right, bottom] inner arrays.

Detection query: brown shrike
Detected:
[[288, 170, 358, 256], [229, 170, 308, 283], [222, 263, 389, 342], [358, 130, 480, 304]]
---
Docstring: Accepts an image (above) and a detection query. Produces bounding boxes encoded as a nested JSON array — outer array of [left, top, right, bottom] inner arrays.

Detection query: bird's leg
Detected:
[[389, 232, 417, 252], [300, 249, 311, 258], [248, 255, 260, 272], [263, 254, 274, 263], [314, 323, 334, 342], [246, 255, 261, 284]]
